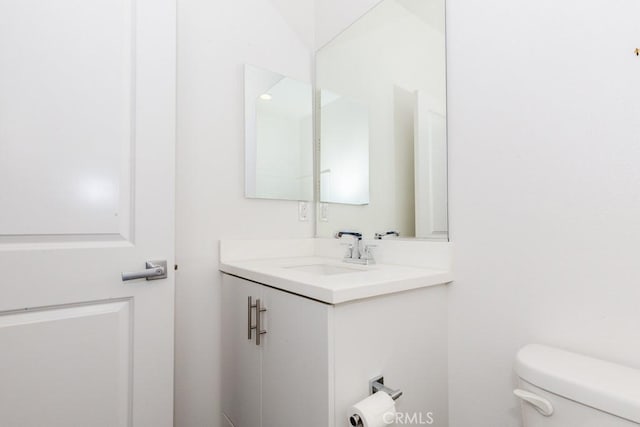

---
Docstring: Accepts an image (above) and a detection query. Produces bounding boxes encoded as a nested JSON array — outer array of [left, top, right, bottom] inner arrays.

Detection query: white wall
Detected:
[[176, 1, 314, 425], [315, 0, 383, 49], [447, 0, 640, 425]]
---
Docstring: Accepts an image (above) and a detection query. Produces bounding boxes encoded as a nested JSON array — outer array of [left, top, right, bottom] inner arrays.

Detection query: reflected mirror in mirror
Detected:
[[316, 0, 447, 240], [244, 65, 313, 201], [320, 90, 369, 205]]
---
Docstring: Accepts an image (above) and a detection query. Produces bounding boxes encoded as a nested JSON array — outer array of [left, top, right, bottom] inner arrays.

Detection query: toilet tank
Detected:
[[514, 344, 640, 427]]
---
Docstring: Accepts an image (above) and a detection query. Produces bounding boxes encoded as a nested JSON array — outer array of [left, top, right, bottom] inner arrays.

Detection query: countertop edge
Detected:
[[219, 261, 453, 304]]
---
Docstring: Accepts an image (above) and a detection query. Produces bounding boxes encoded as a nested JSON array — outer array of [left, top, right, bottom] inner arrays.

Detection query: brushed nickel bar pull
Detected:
[[255, 298, 267, 345], [248, 296, 257, 340]]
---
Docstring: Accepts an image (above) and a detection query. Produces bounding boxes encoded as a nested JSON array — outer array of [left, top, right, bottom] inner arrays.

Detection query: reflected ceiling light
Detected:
[[259, 93, 272, 101]]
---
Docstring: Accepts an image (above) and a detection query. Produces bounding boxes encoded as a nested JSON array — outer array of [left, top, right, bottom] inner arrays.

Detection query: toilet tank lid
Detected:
[[515, 344, 640, 423]]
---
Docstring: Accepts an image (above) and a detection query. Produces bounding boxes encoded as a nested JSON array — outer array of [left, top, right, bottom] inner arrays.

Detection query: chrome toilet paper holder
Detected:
[[370, 375, 403, 401], [350, 415, 364, 426], [349, 376, 403, 426]]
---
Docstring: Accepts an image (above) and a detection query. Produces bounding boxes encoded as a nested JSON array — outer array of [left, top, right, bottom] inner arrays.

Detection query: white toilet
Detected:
[[514, 344, 640, 426]]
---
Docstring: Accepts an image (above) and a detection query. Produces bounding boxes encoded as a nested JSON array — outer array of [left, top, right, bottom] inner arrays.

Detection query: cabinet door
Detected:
[[261, 288, 332, 427], [221, 275, 263, 427]]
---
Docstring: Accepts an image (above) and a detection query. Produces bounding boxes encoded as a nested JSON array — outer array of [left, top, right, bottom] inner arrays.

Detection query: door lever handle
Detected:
[[122, 260, 167, 281]]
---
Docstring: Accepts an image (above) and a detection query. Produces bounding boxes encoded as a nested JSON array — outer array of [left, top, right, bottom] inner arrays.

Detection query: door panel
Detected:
[[0, 0, 175, 425], [221, 275, 262, 427], [261, 288, 331, 427], [414, 91, 448, 239], [0, 300, 132, 427], [0, 0, 134, 237]]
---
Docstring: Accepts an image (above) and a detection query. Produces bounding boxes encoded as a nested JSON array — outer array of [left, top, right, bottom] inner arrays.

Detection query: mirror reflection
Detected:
[[320, 90, 369, 205], [316, 0, 447, 240], [244, 65, 313, 201]]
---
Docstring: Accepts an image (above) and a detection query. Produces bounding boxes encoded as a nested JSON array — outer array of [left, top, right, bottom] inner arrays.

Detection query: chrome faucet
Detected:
[[334, 231, 375, 265]]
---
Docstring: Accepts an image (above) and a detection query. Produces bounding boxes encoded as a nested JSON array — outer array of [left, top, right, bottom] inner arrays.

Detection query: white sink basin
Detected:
[[284, 263, 363, 275], [219, 240, 453, 303]]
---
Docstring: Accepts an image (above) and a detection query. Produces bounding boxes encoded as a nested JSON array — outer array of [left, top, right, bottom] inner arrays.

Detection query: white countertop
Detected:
[[219, 255, 452, 304]]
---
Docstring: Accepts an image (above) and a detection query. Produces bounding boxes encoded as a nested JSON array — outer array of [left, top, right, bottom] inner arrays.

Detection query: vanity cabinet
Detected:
[[221, 272, 448, 427], [221, 274, 331, 427]]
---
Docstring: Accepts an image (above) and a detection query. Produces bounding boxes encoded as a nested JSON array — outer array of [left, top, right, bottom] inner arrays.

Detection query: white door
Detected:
[[414, 91, 448, 240], [0, 0, 176, 425]]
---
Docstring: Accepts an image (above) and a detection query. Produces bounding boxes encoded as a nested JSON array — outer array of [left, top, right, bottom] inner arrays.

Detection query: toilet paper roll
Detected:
[[349, 391, 396, 427]]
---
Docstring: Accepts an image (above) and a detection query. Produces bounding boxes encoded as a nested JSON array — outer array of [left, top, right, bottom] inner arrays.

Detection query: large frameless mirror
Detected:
[[244, 64, 313, 202], [315, 0, 448, 240]]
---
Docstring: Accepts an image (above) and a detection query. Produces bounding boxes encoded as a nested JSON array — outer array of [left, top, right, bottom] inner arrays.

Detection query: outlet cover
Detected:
[[298, 201, 309, 221], [320, 203, 329, 222]]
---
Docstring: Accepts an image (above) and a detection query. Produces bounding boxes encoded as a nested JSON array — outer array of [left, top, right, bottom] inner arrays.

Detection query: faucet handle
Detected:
[[374, 231, 400, 240], [340, 242, 353, 258], [362, 244, 377, 264]]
